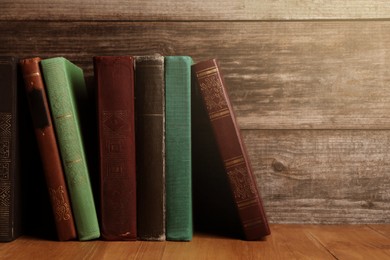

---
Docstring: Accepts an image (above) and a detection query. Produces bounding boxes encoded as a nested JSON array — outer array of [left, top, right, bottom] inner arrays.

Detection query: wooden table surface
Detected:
[[1, 224, 390, 259]]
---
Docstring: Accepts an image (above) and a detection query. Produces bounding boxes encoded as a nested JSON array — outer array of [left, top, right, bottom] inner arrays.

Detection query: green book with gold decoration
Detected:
[[41, 57, 100, 241]]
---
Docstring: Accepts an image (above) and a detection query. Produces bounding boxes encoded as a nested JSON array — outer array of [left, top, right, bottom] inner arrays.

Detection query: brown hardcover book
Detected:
[[135, 56, 165, 241], [192, 59, 270, 240], [0, 57, 22, 242], [19, 57, 77, 241], [94, 56, 137, 240]]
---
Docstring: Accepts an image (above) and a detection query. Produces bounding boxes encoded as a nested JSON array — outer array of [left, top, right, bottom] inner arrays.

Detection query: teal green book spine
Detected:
[[41, 57, 100, 241], [165, 56, 193, 241]]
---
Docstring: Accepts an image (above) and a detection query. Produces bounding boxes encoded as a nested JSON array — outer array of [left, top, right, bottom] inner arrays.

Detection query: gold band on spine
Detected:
[[196, 67, 218, 79], [56, 114, 72, 120], [237, 198, 258, 209], [224, 155, 245, 168], [243, 218, 264, 228], [23, 72, 40, 78], [66, 158, 82, 165], [209, 108, 230, 121]]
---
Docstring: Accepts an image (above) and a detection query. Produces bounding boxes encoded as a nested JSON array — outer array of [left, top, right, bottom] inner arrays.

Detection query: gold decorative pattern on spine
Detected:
[[224, 155, 245, 168], [0, 113, 11, 238], [196, 66, 218, 79]]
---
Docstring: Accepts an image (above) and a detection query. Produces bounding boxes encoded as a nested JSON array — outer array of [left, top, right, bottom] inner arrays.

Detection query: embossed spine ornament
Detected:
[[0, 57, 21, 242], [192, 59, 270, 240], [41, 57, 100, 241], [94, 56, 137, 240], [20, 57, 77, 241]]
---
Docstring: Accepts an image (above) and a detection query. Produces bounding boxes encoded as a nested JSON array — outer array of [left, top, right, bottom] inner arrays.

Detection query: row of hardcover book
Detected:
[[0, 55, 270, 242]]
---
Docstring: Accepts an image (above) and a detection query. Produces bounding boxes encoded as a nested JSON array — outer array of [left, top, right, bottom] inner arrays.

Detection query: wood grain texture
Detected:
[[308, 225, 390, 259], [2, 21, 390, 129], [243, 130, 390, 224], [368, 225, 390, 239], [1, 1, 390, 21], [1, 225, 389, 259]]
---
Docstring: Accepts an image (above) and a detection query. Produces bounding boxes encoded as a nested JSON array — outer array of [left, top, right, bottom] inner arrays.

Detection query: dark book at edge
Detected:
[[94, 56, 137, 241], [0, 57, 22, 242], [192, 58, 270, 240], [19, 57, 77, 241]]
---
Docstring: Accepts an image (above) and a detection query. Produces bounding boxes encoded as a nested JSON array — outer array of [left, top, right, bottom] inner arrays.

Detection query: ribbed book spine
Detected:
[[165, 56, 193, 241], [0, 57, 22, 242], [135, 55, 165, 241], [192, 59, 270, 240], [20, 57, 77, 241], [41, 57, 100, 241], [94, 56, 137, 241]]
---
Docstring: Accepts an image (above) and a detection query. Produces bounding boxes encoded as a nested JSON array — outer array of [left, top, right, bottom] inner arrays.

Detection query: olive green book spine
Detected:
[[41, 57, 100, 241], [165, 56, 193, 241]]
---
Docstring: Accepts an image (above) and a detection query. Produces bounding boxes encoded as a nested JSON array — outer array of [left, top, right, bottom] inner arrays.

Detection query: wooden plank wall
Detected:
[[1, 1, 390, 224]]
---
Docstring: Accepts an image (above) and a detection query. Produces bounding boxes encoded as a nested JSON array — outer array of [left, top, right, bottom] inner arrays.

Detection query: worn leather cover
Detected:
[[135, 56, 166, 241], [0, 57, 22, 242], [20, 57, 77, 241], [192, 59, 270, 240], [94, 56, 137, 240]]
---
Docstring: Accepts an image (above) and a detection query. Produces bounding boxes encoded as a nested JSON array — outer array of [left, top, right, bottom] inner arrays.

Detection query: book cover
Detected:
[[94, 56, 137, 241], [192, 59, 270, 240], [165, 56, 193, 241], [135, 55, 165, 241], [0, 57, 22, 242], [19, 57, 77, 241], [41, 57, 100, 241], [191, 72, 242, 238]]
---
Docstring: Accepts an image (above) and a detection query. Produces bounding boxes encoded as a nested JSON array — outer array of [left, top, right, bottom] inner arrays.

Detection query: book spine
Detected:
[[165, 56, 193, 241], [192, 59, 270, 240], [0, 57, 21, 242], [19, 57, 77, 241], [94, 56, 137, 241], [135, 56, 165, 241], [41, 57, 100, 241]]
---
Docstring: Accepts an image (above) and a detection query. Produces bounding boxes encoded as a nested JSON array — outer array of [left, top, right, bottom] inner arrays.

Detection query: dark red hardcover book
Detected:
[[0, 57, 22, 242], [94, 56, 137, 240], [192, 59, 270, 240], [19, 57, 77, 241]]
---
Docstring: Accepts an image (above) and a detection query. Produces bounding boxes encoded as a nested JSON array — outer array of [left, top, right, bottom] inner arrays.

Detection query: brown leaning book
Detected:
[[19, 57, 77, 241], [94, 56, 137, 240], [192, 59, 270, 240]]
